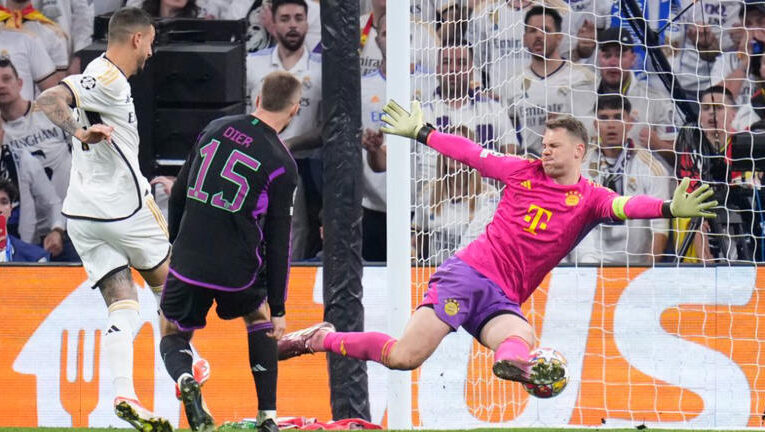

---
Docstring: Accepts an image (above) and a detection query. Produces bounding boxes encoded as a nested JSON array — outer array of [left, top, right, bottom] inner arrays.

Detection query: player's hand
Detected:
[[267, 315, 286, 340], [43, 229, 64, 256], [150, 176, 176, 195], [670, 178, 718, 218], [380, 100, 425, 139], [75, 124, 114, 144], [361, 129, 384, 152]]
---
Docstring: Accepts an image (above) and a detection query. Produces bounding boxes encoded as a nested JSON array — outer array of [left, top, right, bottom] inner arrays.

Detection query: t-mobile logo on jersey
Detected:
[[522, 204, 552, 235]]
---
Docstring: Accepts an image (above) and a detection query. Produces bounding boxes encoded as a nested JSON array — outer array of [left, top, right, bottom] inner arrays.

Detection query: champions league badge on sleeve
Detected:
[[80, 76, 96, 90]]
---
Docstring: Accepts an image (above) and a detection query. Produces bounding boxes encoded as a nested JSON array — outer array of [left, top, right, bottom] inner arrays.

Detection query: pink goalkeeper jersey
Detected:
[[426, 131, 622, 304]]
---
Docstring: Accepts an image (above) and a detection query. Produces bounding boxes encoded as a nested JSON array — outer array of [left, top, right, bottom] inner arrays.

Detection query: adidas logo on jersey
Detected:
[[251, 364, 267, 372], [520, 180, 531, 190]]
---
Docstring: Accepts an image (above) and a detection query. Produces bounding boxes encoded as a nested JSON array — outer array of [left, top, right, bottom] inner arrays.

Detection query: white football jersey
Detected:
[[61, 55, 150, 221], [669, 0, 741, 92], [423, 91, 516, 154], [32, 0, 94, 53], [467, 1, 589, 89], [360, 70, 387, 212], [599, 74, 679, 143], [2, 102, 71, 199], [361, 14, 439, 77], [414, 181, 500, 265], [571, 146, 672, 265], [505, 62, 597, 155], [246, 45, 322, 157], [0, 29, 56, 100], [8, 21, 70, 70]]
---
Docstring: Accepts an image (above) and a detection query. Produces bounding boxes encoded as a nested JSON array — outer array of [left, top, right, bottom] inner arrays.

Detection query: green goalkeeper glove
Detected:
[[380, 99, 426, 140], [669, 177, 718, 218]]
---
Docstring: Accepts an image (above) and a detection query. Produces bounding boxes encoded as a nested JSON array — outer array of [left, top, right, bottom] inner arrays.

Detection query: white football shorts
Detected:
[[67, 197, 170, 287]]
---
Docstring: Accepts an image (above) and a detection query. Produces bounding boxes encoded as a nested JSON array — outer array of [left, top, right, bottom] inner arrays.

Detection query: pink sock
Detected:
[[494, 336, 531, 364], [323, 332, 397, 366]]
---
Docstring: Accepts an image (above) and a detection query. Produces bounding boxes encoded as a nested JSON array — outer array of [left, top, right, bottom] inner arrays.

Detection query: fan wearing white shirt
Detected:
[[0, 58, 70, 200], [596, 27, 677, 164], [424, 43, 517, 165], [504, 5, 596, 155], [569, 95, 673, 265], [34, 8, 173, 431], [1, 0, 70, 78], [0, 28, 57, 99], [31, 0, 94, 74], [246, 0, 323, 260]]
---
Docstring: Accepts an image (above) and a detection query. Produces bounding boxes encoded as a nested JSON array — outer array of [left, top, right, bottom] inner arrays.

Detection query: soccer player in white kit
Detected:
[[35, 8, 173, 431]]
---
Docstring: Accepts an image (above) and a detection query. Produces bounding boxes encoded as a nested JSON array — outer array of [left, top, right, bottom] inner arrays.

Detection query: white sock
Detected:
[[104, 300, 140, 400], [257, 410, 277, 424], [150, 284, 163, 311]]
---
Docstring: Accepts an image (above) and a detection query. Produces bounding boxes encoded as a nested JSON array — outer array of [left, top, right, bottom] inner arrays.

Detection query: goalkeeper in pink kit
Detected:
[[278, 100, 717, 385]]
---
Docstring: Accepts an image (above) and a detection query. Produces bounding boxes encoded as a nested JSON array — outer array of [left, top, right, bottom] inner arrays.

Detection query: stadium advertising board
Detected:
[[1, 266, 763, 428]]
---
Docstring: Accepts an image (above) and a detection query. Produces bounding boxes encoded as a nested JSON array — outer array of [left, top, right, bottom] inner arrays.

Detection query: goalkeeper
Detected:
[[278, 100, 717, 385]]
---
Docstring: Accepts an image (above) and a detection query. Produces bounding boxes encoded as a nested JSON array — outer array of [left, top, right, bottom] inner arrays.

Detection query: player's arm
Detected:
[[596, 178, 718, 221], [380, 99, 528, 180], [263, 167, 298, 318], [36, 85, 112, 144]]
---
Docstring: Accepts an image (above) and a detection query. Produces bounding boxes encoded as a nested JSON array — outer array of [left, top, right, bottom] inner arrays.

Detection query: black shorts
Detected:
[[160, 272, 267, 331]]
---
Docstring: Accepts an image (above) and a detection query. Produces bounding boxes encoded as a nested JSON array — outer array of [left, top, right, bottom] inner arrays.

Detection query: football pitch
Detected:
[[0, 429, 757, 432]]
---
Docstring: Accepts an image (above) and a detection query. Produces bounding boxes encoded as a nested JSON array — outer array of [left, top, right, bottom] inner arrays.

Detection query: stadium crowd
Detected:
[[1, 0, 764, 264]]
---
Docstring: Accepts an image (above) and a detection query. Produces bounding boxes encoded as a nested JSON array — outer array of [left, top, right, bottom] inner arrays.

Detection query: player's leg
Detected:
[[242, 302, 279, 432], [138, 260, 211, 396], [159, 275, 215, 432], [99, 268, 173, 432], [67, 217, 171, 431], [131, 199, 212, 392], [479, 313, 537, 383], [279, 306, 451, 370]]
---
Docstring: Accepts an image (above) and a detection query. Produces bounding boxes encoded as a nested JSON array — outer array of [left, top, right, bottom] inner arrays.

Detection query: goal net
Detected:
[[405, 0, 765, 428]]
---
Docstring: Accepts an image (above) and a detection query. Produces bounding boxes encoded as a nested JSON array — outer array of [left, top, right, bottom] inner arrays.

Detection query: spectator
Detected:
[[0, 28, 57, 99], [360, 11, 387, 262], [675, 86, 745, 262], [0, 178, 49, 262], [360, 0, 385, 76], [247, 0, 323, 260], [411, 0, 481, 23], [504, 5, 596, 155], [127, 0, 225, 18], [139, 0, 204, 18], [413, 125, 500, 265], [711, 2, 765, 115], [213, 0, 322, 53], [668, 0, 742, 95], [0, 120, 65, 257], [0, 0, 70, 80], [31, 0, 94, 74], [467, 0, 600, 91], [0, 58, 70, 199], [437, 4, 471, 47], [596, 27, 677, 163], [423, 43, 516, 160], [94, 0, 124, 15], [569, 95, 672, 265]]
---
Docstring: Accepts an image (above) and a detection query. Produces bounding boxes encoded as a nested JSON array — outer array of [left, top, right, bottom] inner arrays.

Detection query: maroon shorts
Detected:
[[419, 256, 526, 339]]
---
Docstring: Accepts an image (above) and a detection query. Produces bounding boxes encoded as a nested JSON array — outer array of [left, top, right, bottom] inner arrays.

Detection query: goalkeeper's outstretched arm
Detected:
[[379, 99, 528, 180], [596, 178, 718, 222]]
